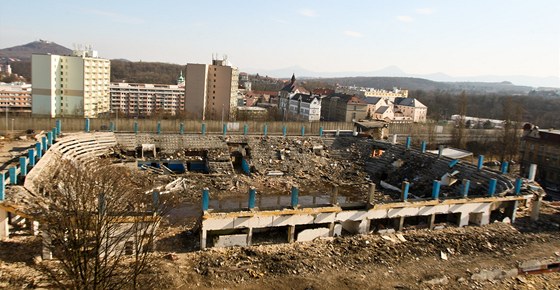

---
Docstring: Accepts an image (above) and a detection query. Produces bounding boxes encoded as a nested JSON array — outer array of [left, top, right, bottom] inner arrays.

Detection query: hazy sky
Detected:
[[1, 0, 559, 79]]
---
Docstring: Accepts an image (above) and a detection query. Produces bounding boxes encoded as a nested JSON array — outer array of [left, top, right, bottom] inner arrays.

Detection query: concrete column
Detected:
[[331, 184, 339, 205], [401, 181, 410, 201], [488, 178, 497, 197], [438, 145, 444, 158], [392, 134, 398, 144], [432, 180, 441, 199], [0, 208, 8, 240], [477, 155, 484, 171], [405, 136, 411, 150], [247, 227, 253, 246], [528, 164, 537, 181], [41, 136, 48, 151], [201, 123, 206, 135], [367, 183, 376, 206], [202, 188, 210, 212], [461, 179, 470, 198], [85, 118, 90, 132], [19, 156, 27, 176], [394, 217, 405, 231], [26, 220, 39, 236], [282, 126, 287, 137], [319, 126, 324, 137], [35, 142, 42, 159], [0, 172, 4, 201], [500, 161, 509, 174], [180, 123, 185, 135], [263, 124, 268, 136], [329, 222, 335, 236], [9, 167, 17, 184], [531, 194, 543, 221], [504, 200, 519, 223], [290, 186, 299, 209], [288, 225, 295, 243], [514, 177, 523, 195], [336, 129, 340, 137], [429, 214, 436, 229], [28, 149, 35, 167], [458, 212, 470, 227], [243, 124, 248, 136], [248, 187, 256, 210], [421, 141, 427, 153], [301, 125, 305, 136], [134, 122, 139, 134], [200, 230, 207, 250]]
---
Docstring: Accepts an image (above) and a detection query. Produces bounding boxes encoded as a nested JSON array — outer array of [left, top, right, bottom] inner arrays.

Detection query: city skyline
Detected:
[[1, 0, 559, 86]]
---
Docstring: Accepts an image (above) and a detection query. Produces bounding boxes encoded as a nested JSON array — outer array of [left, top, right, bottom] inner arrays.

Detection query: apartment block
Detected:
[[0, 82, 32, 114], [31, 49, 110, 118], [110, 82, 185, 117]]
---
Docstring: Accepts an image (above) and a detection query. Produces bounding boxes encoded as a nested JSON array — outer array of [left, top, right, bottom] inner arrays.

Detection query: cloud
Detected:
[[416, 8, 434, 15], [298, 9, 317, 17], [84, 9, 144, 24], [344, 30, 363, 38], [396, 15, 414, 22]]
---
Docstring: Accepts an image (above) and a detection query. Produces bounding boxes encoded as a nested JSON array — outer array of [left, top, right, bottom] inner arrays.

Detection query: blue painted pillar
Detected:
[[201, 123, 206, 135], [263, 124, 268, 136], [461, 179, 470, 198], [157, 122, 161, 134], [42, 136, 48, 151], [405, 136, 411, 150], [243, 124, 248, 136], [421, 141, 427, 153], [152, 191, 160, 209], [282, 126, 287, 137], [51, 128, 57, 142], [28, 149, 35, 167], [488, 178, 497, 197], [202, 188, 210, 211], [47, 132, 53, 146], [291, 186, 299, 208], [449, 159, 459, 168], [401, 181, 410, 201], [477, 155, 484, 171], [109, 122, 114, 132], [514, 177, 522, 195], [248, 187, 256, 210], [19, 157, 27, 177], [301, 125, 305, 136], [35, 142, 42, 159], [432, 180, 441, 199], [134, 122, 138, 134], [500, 161, 509, 174], [55, 119, 61, 136], [9, 167, 16, 184], [0, 172, 5, 201], [180, 123, 185, 135], [85, 118, 90, 132], [319, 126, 324, 137], [222, 124, 227, 136]]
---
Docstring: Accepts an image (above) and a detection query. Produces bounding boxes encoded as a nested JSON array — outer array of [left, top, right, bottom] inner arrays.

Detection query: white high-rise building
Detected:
[[32, 48, 110, 118]]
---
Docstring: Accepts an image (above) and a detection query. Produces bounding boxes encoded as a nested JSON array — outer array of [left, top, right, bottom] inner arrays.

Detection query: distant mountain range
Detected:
[[0, 40, 72, 61], [245, 65, 560, 89]]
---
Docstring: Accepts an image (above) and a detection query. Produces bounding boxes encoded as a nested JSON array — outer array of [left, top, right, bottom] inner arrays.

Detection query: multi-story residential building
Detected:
[[287, 93, 322, 121], [185, 56, 239, 121], [110, 80, 185, 117], [0, 82, 32, 114], [31, 48, 110, 118], [321, 93, 368, 122], [519, 124, 560, 189]]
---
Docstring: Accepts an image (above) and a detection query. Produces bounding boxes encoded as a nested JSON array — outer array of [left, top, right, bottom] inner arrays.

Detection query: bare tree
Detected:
[[500, 97, 523, 162], [451, 91, 468, 148], [33, 159, 169, 289]]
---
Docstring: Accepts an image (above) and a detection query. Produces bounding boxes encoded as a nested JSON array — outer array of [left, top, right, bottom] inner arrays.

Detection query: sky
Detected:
[[1, 0, 559, 84]]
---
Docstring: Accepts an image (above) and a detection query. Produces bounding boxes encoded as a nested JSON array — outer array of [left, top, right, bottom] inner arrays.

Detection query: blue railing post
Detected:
[[109, 122, 114, 132], [56, 119, 61, 136], [401, 181, 410, 201], [421, 141, 427, 153], [319, 126, 324, 137], [9, 167, 17, 185], [243, 124, 248, 136], [134, 122, 139, 134], [42, 136, 48, 151], [201, 123, 206, 135], [301, 125, 305, 136], [514, 178, 522, 195], [51, 128, 57, 142], [449, 159, 459, 168], [405, 136, 411, 150], [263, 124, 268, 136], [202, 188, 210, 211], [500, 161, 509, 174], [0, 172, 5, 201], [19, 157, 27, 177], [248, 187, 256, 210], [488, 178, 497, 197], [47, 132, 53, 146], [477, 155, 484, 171], [157, 122, 161, 134], [282, 126, 287, 137], [35, 142, 42, 159], [85, 118, 90, 132], [28, 149, 35, 167], [222, 124, 227, 136], [461, 179, 470, 198], [179, 123, 185, 135], [291, 186, 299, 208], [432, 180, 441, 199]]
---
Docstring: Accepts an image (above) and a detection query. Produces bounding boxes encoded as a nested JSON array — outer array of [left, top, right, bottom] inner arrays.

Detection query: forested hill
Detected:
[[110, 60, 184, 84]]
